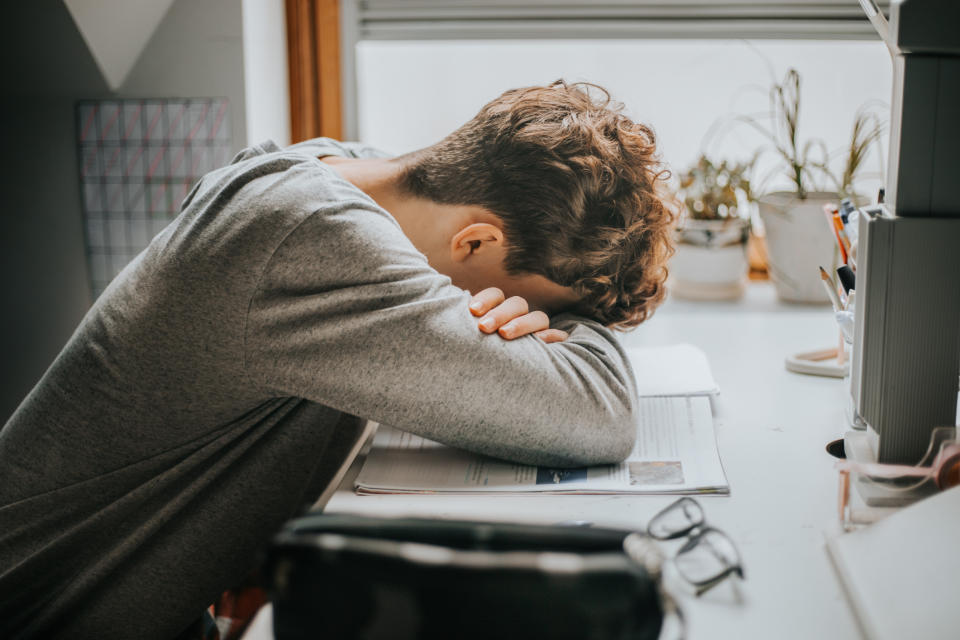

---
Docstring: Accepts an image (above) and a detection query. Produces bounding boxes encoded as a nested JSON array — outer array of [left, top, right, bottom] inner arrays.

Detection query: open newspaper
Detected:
[[355, 395, 728, 495]]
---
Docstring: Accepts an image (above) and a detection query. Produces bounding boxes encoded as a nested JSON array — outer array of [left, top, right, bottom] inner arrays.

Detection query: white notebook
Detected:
[[825, 485, 960, 640], [628, 343, 719, 397]]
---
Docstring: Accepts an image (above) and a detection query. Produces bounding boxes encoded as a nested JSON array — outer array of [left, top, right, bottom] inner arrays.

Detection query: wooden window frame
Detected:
[[285, 0, 343, 142]]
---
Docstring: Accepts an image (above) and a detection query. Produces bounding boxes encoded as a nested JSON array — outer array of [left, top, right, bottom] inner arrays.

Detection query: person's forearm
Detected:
[[403, 315, 637, 468]]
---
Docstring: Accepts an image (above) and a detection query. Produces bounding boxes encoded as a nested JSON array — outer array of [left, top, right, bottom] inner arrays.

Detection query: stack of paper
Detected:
[[628, 343, 719, 397]]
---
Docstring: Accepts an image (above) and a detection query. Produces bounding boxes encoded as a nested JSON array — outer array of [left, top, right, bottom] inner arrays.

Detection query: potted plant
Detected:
[[732, 69, 884, 302], [670, 155, 754, 300]]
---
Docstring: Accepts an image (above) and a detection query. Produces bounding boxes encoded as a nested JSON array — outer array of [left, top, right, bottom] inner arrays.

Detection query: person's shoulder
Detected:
[[190, 140, 365, 223], [257, 188, 427, 290], [272, 194, 422, 275], [286, 137, 392, 160], [183, 139, 421, 277], [159, 142, 377, 272]]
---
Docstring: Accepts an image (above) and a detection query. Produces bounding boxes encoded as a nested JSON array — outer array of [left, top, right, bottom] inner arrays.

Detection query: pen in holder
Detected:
[[785, 202, 860, 379]]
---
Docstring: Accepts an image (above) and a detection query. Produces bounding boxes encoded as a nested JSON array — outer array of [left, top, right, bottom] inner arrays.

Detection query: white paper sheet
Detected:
[[355, 396, 728, 495], [628, 344, 719, 397]]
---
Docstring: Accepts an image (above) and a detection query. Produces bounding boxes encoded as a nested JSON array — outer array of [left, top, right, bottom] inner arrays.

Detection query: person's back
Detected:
[[0, 81, 675, 639]]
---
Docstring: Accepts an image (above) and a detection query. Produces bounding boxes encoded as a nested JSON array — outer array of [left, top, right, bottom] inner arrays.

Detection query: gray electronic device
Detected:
[[849, 0, 960, 469], [851, 208, 960, 465], [882, 0, 960, 218]]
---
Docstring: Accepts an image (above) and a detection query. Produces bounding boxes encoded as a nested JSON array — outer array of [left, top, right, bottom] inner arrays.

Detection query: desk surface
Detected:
[[246, 282, 859, 640]]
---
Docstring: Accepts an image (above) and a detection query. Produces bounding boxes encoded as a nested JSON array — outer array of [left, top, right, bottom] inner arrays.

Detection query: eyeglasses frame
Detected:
[[646, 497, 745, 595]]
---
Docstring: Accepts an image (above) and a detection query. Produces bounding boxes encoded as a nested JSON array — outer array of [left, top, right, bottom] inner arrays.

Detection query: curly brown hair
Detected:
[[399, 80, 676, 329]]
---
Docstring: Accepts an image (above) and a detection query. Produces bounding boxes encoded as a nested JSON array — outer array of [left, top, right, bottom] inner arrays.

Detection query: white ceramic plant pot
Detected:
[[757, 191, 839, 304], [669, 219, 749, 301]]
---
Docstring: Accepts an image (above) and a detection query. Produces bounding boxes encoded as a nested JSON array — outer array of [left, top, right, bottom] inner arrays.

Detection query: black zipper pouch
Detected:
[[266, 514, 664, 640]]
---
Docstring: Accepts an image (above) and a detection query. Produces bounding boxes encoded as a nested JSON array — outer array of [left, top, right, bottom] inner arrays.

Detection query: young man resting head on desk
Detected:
[[0, 80, 674, 639]]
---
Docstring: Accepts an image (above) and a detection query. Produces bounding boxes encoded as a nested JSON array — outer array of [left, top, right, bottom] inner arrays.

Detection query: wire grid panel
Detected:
[[76, 98, 232, 297]]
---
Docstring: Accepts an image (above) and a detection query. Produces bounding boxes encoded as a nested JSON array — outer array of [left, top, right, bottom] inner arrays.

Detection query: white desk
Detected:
[[249, 282, 861, 639]]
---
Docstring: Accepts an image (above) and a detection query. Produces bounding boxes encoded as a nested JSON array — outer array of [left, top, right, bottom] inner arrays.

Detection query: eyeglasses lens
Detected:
[[648, 498, 705, 539], [674, 529, 740, 586]]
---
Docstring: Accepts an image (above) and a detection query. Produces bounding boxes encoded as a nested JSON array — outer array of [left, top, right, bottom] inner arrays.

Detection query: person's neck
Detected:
[[320, 156, 457, 259], [320, 156, 404, 211]]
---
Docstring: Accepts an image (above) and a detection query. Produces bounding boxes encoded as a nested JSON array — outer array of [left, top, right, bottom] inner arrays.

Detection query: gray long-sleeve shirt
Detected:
[[0, 138, 637, 638]]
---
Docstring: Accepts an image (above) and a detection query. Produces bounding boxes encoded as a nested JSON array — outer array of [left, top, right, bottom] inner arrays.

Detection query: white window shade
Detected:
[[350, 1, 890, 41], [339, 1, 890, 138]]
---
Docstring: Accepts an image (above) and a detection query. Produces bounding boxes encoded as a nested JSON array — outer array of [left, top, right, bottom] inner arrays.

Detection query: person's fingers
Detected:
[[498, 310, 551, 339], [534, 328, 569, 343], [469, 287, 505, 317], [477, 296, 529, 333]]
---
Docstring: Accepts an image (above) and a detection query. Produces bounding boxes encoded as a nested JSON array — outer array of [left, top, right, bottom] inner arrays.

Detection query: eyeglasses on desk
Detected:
[[646, 497, 745, 595]]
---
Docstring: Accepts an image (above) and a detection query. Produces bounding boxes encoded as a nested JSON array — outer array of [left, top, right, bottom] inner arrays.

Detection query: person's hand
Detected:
[[468, 288, 568, 343]]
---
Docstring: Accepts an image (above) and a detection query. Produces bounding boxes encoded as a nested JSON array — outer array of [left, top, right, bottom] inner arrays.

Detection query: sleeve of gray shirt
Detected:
[[242, 193, 638, 468]]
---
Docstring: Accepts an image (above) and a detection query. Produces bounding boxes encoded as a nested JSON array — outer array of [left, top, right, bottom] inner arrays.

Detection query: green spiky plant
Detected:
[[825, 107, 886, 202], [733, 69, 884, 202]]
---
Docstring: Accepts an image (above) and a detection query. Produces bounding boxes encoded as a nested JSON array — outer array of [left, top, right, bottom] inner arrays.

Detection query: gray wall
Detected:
[[0, 0, 248, 423]]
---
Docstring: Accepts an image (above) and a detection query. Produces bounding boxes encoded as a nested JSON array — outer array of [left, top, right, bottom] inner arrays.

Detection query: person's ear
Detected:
[[450, 223, 504, 263]]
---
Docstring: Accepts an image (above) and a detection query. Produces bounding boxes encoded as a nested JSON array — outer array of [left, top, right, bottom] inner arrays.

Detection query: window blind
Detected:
[[338, 1, 889, 137], [349, 1, 889, 41]]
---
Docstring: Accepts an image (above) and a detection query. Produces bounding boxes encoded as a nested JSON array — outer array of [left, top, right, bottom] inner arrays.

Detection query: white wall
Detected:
[[242, 0, 291, 147], [121, 0, 248, 150], [357, 39, 892, 197]]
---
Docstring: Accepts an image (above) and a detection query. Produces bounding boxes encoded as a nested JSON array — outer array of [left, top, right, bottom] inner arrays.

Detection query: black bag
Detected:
[[266, 514, 665, 640]]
